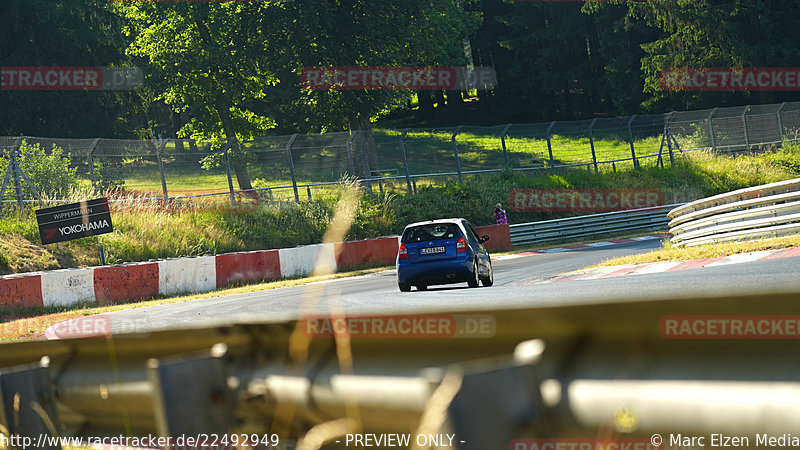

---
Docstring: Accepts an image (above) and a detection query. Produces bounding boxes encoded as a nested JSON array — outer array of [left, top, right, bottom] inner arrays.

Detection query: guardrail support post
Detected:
[[148, 353, 235, 436], [708, 108, 718, 152], [627, 115, 639, 169], [777, 102, 787, 141], [449, 364, 539, 449], [224, 145, 236, 206], [545, 121, 556, 169], [286, 134, 300, 202], [0, 365, 61, 448], [452, 126, 463, 183], [742, 105, 751, 152], [500, 123, 512, 167], [399, 129, 413, 193], [588, 118, 599, 173]]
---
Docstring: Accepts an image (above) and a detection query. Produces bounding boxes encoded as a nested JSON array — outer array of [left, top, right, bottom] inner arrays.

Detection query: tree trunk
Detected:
[[348, 113, 378, 180], [417, 91, 434, 118], [180, 110, 199, 153], [174, 138, 185, 163], [215, 91, 252, 191], [446, 90, 464, 110], [433, 90, 446, 108]]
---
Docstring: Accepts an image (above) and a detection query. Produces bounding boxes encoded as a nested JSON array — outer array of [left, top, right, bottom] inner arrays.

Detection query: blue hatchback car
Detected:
[[396, 218, 493, 292]]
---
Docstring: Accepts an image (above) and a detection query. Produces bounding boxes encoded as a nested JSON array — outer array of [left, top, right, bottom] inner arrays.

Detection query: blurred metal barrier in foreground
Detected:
[[509, 204, 681, 247], [2, 290, 800, 449], [669, 178, 800, 247]]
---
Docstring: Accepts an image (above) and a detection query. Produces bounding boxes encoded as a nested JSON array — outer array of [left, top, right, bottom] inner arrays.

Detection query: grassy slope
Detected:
[[1, 145, 799, 275]]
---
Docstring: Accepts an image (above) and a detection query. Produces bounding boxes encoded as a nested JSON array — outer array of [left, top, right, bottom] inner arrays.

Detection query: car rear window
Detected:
[[402, 223, 463, 243]]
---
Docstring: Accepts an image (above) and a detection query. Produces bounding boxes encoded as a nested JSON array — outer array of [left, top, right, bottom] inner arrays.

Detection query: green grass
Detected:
[[89, 130, 696, 196]]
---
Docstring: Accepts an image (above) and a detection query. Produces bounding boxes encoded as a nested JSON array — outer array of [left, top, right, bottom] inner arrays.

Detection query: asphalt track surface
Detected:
[[102, 239, 800, 334]]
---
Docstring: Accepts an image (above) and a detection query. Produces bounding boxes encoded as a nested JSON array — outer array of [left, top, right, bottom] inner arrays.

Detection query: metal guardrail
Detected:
[[668, 178, 800, 247], [509, 204, 681, 246]]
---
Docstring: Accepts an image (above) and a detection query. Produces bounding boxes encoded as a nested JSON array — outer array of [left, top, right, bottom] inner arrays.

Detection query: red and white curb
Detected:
[[525, 246, 800, 284], [492, 234, 669, 262], [1, 225, 512, 310]]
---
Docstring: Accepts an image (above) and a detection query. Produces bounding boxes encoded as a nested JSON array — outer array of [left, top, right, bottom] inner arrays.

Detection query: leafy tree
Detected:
[[118, 2, 284, 190], [118, 0, 479, 183], [625, 0, 800, 110], [0, 141, 78, 200]]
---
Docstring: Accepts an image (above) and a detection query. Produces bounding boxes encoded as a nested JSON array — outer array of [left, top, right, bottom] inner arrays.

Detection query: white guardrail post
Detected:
[[668, 178, 800, 247]]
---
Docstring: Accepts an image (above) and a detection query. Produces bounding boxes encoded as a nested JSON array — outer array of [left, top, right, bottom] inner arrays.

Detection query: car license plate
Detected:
[[420, 246, 446, 255]]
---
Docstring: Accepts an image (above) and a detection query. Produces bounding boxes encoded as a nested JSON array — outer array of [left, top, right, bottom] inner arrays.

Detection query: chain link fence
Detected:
[[2, 101, 800, 206]]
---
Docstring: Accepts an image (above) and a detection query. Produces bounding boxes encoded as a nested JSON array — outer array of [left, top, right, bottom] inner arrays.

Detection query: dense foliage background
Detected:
[[4, 0, 800, 139]]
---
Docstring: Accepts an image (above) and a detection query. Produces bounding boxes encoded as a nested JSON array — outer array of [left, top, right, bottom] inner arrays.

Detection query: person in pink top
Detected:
[[493, 203, 508, 224]]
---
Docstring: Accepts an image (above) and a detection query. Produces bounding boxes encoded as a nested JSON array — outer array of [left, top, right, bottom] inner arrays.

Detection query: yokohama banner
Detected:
[[509, 189, 664, 213], [36, 198, 114, 245]]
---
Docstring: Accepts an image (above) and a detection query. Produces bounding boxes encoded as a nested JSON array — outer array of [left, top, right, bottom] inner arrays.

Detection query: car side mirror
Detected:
[[480, 235, 490, 243]]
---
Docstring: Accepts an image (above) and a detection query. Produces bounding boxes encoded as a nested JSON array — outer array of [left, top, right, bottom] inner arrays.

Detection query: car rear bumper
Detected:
[[397, 256, 473, 285]]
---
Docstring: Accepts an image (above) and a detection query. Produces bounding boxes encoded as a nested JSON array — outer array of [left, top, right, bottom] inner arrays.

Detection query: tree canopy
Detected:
[[3, 0, 800, 141]]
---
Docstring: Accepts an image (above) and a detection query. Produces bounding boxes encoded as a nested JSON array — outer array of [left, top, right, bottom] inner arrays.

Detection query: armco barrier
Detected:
[[668, 178, 800, 247], [475, 224, 511, 251], [334, 237, 400, 270], [94, 262, 160, 304], [215, 250, 281, 288], [510, 204, 679, 246]]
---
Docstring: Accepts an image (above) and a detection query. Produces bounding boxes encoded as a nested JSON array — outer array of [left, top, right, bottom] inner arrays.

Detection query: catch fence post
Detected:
[[286, 134, 300, 202], [588, 118, 599, 173]]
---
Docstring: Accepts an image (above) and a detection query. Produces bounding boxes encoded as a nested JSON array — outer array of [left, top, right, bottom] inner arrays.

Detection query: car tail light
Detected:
[[456, 237, 466, 253], [398, 243, 408, 259]]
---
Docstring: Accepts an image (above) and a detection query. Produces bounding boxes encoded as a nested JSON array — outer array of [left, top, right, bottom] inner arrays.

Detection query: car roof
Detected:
[[403, 218, 466, 229]]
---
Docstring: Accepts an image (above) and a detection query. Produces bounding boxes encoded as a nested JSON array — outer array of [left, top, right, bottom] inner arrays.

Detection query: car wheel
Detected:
[[417, 284, 427, 291], [481, 261, 494, 287], [398, 281, 411, 292], [467, 260, 480, 288]]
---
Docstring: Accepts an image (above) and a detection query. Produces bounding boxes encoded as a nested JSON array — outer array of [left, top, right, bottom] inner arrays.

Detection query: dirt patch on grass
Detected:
[[0, 234, 59, 275]]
